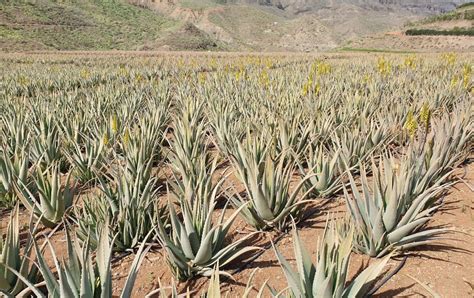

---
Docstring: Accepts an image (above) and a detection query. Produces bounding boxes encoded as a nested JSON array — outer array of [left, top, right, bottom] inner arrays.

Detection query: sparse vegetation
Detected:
[[0, 0, 177, 51], [419, 6, 474, 23], [457, 2, 474, 9]]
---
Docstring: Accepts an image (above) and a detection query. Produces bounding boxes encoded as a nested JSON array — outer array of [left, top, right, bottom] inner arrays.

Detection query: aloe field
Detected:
[[0, 52, 473, 297]]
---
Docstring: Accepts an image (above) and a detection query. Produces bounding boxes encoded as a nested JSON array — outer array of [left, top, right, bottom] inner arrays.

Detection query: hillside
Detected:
[[406, 2, 473, 36], [231, 0, 467, 15], [0, 0, 181, 51], [129, 0, 473, 51], [0, 0, 232, 52], [348, 3, 474, 52], [0, 0, 472, 52]]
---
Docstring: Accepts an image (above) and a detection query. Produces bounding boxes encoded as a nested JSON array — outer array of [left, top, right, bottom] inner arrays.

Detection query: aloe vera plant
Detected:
[[0, 113, 30, 158], [298, 146, 342, 198], [273, 220, 391, 297], [76, 168, 161, 251], [15, 164, 74, 228], [121, 132, 156, 190], [230, 136, 315, 230], [59, 112, 91, 148], [63, 135, 107, 184], [274, 115, 312, 157], [121, 110, 166, 183], [156, 179, 261, 280], [0, 206, 40, 296], [344, 158, 447, 257], [333, 123, 389, 174], [209, 101, 244, 157], [410, 110, 473, 196], [168, 107, 218, 213], [0, 149, 29, 208], [19, 224, 149, 298], [168, 101, 208, 176], [151, 266, 266, 297], [30, 114, 64, 169], [168, 105, 216, 203]]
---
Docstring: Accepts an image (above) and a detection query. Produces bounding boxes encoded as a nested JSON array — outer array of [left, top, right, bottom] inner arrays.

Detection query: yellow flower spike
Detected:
[[363, 74, 372, 83], [419, 101, 431, 130], [198, 72, 206, 84], [110, 115, 118, 134], [404, 109, 418, 139], [463, 64, 472, 90], [235, 67, 246, 81], [377, 57, 392, 76], [463, 64, 472, 76], [123, 128, 130, 146], [135, 73, 143, 83], [265, 58, 273, 69], [102, 132, 109, 146], [317, 62, 331, 75], [450, 77, 459, 88], [404, 55, 417, 70], [80, 68, 90, 79], [463, 76, 471, 90], [301, 82, 309, 96], [119, 65, 128, 77], [314, 82, 321, 94], [18, 75, 29, 86], [209, 58, 217, 69], [441, 52, 456, 66], [259, 70, 270, 88]]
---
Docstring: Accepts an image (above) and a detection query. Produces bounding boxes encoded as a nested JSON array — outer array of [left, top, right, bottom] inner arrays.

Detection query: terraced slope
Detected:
[[348, 3, 474, 52]]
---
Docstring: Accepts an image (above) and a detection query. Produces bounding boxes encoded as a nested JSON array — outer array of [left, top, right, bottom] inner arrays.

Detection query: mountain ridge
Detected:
[[0, 0, 472, 52], [132, 0, 471, 51]]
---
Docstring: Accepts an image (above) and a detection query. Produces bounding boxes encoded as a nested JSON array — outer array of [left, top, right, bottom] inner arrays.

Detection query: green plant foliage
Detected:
[[0, 205, 40, 296], [230, 135, 315, 231], [273, 220, 392, 297], [344, 157, 448, 257], [16, 164, 74, 228], [18, 224, 150, 298], [156, 181, 261, 280]]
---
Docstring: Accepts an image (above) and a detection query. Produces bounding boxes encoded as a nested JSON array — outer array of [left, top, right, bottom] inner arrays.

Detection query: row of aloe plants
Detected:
[[1, 53, 472, 296], [1, 100, 470, 295]]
